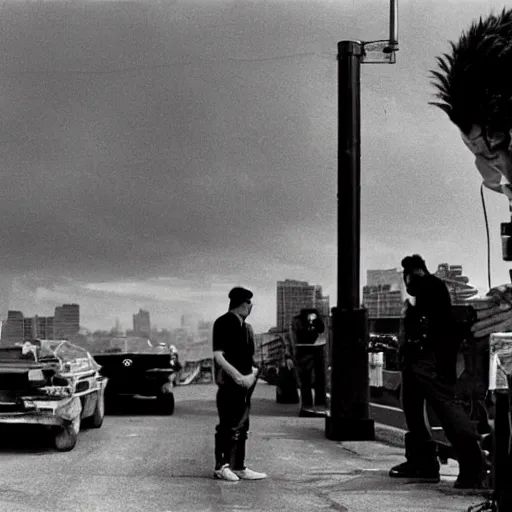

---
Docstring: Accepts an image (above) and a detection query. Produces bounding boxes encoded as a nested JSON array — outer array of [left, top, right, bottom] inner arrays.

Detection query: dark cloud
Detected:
[[0, 0, 352, 281], [0, 0, 508, 330]]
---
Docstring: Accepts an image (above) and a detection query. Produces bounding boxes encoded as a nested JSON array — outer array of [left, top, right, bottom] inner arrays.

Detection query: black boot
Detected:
[[389, 433, 440, 482], [453, 440, 490, 489]]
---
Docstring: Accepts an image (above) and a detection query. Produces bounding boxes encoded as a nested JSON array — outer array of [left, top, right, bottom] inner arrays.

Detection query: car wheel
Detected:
[[157, 392, 175, 415], [84, 390, 105, 429], [54, 416, 80, 452]]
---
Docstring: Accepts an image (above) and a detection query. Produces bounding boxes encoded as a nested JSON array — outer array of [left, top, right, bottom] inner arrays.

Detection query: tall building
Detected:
[[54, 304, 80, 339], [197, 320, 213, 344], [181, 313, 202, 334], [5, 310, 25, 341], [133, 309, 151, 337], [362, 268, 406, 318], [276, 279, 330, 332], [434, 263, 478, 304], [2, 311, 56, 342], [34, 316, 54, 339]]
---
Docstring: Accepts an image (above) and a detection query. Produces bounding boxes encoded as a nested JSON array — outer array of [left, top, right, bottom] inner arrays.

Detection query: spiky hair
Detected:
[[430, 8, 512, 141]]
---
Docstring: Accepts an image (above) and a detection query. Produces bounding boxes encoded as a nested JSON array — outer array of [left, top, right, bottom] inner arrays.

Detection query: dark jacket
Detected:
[[402, 274, 458, 381], [212, 312, 256, 387]]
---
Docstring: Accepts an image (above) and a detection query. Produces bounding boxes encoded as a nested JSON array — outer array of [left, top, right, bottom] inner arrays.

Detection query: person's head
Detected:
[[296, 308, 325, 333], [401, 254, 429, 296], [228, 286, 253, 319]]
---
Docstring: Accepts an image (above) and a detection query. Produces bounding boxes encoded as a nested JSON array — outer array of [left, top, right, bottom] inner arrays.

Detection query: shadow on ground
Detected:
[[0, 425, 53, 453]]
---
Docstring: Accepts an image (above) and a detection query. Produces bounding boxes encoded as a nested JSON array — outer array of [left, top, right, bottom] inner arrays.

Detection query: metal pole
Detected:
[[325, 40, 375, 441], [389, 0, 398, 46]]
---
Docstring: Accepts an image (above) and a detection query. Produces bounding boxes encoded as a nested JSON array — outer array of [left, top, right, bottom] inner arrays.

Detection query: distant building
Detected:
[[2, 311, 56, 342], [434, 263, 478, 304], [23, 317, 34, 339], [276, 280, 330, 332], [5, 310, 24, 341], [133, 309, 151, 337], [54, 304, 80, 339], [197, 320, 213, 344], [181, 313, 202, 334], [34, 316, 54, 339], [254, 332, 285, 367], [362, 269, 405, 319]]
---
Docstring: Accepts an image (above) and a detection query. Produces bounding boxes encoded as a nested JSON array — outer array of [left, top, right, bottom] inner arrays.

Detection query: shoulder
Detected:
[[428, 275, 448, 291], [214, 313, 238, 329]]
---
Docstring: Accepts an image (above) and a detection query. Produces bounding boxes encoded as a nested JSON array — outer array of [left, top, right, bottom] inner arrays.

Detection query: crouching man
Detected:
[[212, 286, 268, 482]]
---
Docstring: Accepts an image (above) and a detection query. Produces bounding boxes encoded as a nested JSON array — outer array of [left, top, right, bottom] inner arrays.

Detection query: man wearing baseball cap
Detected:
[[212, 287, 267, 481]]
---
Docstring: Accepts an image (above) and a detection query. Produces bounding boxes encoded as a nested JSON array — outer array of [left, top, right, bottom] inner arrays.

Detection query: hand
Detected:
[[251, 366, 259, 377], [240, 374, 256, 389], [285, 358, 294, 370]]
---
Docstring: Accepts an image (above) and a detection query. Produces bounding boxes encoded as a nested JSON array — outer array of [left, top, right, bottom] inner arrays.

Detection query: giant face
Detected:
[[460, 125, 512, 201], [430, 8, 512, 205]]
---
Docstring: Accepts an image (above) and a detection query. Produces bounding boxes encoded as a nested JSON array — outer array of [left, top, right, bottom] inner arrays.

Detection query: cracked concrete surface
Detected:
[[0, 383, 488, 512]]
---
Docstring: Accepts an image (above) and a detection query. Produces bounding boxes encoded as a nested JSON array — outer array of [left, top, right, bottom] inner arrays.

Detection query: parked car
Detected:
[[91, 337, 176, 415], [0, 339, 107, 451]]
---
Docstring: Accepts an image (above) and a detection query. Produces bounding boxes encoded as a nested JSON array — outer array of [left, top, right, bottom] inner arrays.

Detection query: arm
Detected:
[[213, 350, 245, 386], [245, 324, 260, 374], [212, 317, 256, 387], [281, 324, 298, 370], [424, 278, 453, 340], [284, 328, 295, 360]]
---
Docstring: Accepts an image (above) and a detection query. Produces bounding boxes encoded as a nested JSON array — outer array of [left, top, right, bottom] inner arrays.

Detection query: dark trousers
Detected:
[[214, 385, 250, 470], [296, 346, 326, 407], [401, 359, 484, 476]]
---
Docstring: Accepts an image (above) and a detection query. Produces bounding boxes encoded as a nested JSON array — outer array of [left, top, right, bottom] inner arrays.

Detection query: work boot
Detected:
[[389, 433, 440, 482], [454, 443, 491, 490], [389, 461, 441, 482]]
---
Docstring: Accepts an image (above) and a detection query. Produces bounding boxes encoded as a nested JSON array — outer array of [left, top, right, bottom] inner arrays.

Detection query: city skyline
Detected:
[[1, 262, 480, 335], [1, 1, 509, 334]]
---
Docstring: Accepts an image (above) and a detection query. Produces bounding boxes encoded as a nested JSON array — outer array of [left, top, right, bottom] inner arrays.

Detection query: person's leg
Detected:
[[418, 370, 487, 487], [231, 404, 267, 480], [230, 398, 267, 480], [213, 386, 244, 481], [389, 366, 440, 480], [313, 347, 326, 407], [232, 416, 249, 471], [401, 369, 432, 442], [214, 388, 226, 470], [297, 350, 314, 408]]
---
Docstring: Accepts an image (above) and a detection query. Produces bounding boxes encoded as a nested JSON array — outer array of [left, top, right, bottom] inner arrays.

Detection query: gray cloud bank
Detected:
[[0, 0, 507, 329]]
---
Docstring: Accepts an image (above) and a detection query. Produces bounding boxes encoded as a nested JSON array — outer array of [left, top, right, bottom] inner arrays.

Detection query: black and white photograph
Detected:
[[1, 1, 512, 511]]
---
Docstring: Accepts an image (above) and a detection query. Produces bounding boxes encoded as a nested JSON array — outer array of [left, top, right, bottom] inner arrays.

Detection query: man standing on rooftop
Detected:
[[212, 286, 267, 482]]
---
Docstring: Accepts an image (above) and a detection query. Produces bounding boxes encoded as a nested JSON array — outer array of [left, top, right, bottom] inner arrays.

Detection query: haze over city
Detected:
[[1, 0, 510, 334]]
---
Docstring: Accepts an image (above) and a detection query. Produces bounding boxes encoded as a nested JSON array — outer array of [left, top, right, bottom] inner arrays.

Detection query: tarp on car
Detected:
[[0, 339, 103, 426], [0, 339, 100, 373]]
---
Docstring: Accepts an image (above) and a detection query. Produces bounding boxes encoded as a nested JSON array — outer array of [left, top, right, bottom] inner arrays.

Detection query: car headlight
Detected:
[[28, 369, 45, 382]]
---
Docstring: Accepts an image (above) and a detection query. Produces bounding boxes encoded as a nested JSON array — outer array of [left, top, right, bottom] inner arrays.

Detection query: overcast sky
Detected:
[[0, 0, 508, 333]]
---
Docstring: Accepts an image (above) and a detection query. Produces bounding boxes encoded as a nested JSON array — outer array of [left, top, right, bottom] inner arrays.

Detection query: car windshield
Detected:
[[97, 337, 158, 354]]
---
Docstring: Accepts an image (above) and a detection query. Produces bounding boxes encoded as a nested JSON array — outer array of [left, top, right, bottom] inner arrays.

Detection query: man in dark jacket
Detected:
[[212, 287, 267, 482], [389, 255, 487, 489]]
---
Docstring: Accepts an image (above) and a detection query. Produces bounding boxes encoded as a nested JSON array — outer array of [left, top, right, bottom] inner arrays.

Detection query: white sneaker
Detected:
[[232, 467, 268, 480], [213, 464, 240, 481]]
